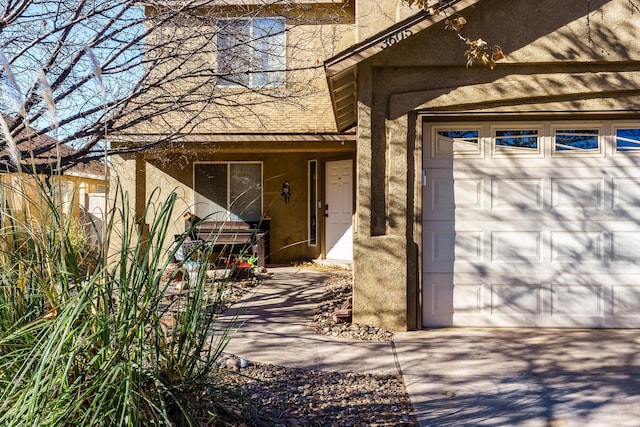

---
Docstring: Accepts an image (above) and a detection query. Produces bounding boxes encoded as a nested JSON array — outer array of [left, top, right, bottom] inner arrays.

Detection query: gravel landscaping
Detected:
[[212, 358, 417, 426], [163, 263, 418, 426], [310, 273, 394, 341]]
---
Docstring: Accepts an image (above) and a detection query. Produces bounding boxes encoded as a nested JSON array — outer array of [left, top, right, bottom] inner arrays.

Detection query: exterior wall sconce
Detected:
[[281, 180, 291, 204]]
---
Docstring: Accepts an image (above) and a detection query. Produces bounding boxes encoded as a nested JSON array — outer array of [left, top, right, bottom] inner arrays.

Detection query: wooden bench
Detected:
[[184, 216, 269, 268]]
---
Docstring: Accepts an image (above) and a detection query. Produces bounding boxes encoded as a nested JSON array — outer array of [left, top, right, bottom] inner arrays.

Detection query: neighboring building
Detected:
[[326, 0, 640, 330], [0, 118, 108, 224], [64, 160, 109, 222], [115, 0, 640, 331]]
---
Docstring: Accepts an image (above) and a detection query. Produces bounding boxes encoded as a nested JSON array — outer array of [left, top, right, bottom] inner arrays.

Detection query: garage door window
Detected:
[[492, 127, 542, 157], [615, 128, 640, 153], [432, 128, 482, 158], [553, 128, 601, 154], [437, 130, 479, 143]]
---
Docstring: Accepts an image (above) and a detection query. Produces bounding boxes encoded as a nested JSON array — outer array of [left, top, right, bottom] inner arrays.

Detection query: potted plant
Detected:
[[230, 254, 258, 279], [182, 242, 207, 285]]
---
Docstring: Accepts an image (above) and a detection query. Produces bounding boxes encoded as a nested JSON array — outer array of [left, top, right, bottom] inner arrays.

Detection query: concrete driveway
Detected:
[[219, 267, 640, 426], [394, 328, 640, 426]]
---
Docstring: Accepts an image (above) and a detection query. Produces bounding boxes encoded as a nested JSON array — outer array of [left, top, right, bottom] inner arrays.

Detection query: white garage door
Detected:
[[423, 121, 640, 328]]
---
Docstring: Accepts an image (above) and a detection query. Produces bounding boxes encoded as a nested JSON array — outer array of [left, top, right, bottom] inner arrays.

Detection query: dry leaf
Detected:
[[445, 16, 467, 31], [492, 46, 505, 61]]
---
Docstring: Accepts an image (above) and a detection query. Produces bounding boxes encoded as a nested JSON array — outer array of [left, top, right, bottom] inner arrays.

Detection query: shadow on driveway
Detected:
[[394, 329, 640, 426], [215, 268, 640, 426]]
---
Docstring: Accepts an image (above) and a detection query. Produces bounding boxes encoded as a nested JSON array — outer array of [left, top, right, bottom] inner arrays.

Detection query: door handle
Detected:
[[324, 204, 329, 217]]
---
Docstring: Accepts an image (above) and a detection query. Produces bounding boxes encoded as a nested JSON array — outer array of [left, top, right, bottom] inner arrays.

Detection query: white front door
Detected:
[[325, 159, 353, 261]]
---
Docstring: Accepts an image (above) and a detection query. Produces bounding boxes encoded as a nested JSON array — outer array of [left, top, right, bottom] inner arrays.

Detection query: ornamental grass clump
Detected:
[[0, 176, 235, 426]]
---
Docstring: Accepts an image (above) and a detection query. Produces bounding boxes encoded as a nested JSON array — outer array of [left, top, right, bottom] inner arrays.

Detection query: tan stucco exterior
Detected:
[[341, 0, 640, 331], [355, 0, 420, 41], [112, 139, 355, 265], [116, 0, 640, 331], [114, 2, 357, 266], [138, 2, 356, 136]]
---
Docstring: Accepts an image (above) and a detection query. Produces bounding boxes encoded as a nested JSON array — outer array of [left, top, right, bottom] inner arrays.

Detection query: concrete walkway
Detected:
[[218, 267, 640, 427], [219, 266, 399, 374]]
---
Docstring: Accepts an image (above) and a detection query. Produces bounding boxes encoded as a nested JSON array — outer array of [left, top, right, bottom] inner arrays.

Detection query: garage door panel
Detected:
[[424, 274, 455, 326], [422, 280, 609, 327], [455, 178, 484, 210], [424, 274, 485, 325], [550, 230, 604, 263], [454, 284, 485, 314], [425, 170, 486, 219], [423, 121, 640, 328], [612, 285, 640, 316], [550, 284, 606, 317], [613, 176, 640, 210], [428, 169, 640, 221], [425, 222, 640, 274], [491, 284, 544, 315], [424, 222, 485, 272], [424, 272, 640, 327], [492, 178, 544, 211], [551, 177, 605, 210], [611, 231, 640, 262], [492, 231, 543, 263]]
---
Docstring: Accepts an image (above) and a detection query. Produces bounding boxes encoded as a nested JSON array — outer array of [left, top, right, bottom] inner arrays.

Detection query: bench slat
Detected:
[[185, 219, 268, 267]]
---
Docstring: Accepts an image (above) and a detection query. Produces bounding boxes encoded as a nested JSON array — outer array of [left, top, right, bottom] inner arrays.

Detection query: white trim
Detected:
[[308, 159, 318, 247]]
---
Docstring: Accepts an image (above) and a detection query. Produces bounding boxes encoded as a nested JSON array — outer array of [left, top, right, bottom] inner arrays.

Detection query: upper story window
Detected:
[[217, 17, 286, 87]]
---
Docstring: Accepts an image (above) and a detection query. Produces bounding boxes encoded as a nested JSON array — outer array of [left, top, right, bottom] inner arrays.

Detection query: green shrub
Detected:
[[0, 176, 234, 426]]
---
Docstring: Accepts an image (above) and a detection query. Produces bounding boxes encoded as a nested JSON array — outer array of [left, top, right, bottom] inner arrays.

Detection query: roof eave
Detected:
[[324, 0, 482, 132]]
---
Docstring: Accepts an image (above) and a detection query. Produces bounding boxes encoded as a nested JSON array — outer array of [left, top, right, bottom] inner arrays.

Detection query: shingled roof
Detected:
[[0, 115, 107, 179]]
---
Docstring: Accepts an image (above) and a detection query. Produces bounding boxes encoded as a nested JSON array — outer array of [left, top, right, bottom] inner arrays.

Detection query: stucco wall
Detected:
[[138, 3, 356, 136], [112, 141, 355, 266], [355, 0, 420, 41], [352, 0, 640, 331]]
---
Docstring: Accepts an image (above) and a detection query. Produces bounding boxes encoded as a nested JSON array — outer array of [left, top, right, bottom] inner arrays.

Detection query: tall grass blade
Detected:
[[0, 176, 238, 426]]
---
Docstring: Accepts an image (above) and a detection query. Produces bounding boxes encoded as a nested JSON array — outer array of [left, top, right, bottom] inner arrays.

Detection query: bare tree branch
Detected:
[[0, 0, 345, 173]]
